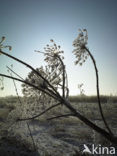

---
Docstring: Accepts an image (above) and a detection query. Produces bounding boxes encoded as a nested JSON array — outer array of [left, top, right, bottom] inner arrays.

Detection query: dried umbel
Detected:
[[35, 40, 66, 92], [43, 39, 64, 68], [21, 66, 60, 117], [21, 40, 68, 117], [22, 67, 48, 99], [0, 36, 12, 52], [72, 29, 89, 65]]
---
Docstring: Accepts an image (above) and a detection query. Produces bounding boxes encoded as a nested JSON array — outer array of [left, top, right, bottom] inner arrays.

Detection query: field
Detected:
[[0, 96, 117, 155]]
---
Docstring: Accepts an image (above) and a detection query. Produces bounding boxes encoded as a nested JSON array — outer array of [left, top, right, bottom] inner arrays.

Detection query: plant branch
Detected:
[[8, 69, 22, 105], [0, 50, 61, 98], [62, 98, 117, 144], [55, 54, 66, 98], [47, 113, 74, 120], [85, 46, 113, 135], [17, 102, 61, 121], [36, 51, 66, 98], [6, 65, 24, 80], [26, 122, 37, 151], [0, 73, 58, 100], [6, 66, 58, 100]]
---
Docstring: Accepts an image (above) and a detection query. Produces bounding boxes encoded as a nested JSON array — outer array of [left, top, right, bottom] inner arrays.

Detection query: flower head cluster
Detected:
[[35, 40, 64, 87], [72, 29, 88, 65], [22, 67, 46, 97], [22, 66, 60, 117], [43, 39, 64, 67], [42, 40, 65, 88], [0, 36, 12, 53]]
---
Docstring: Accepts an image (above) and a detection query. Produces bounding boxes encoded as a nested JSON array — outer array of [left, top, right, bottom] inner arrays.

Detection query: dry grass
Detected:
[[0, 96, 117, 152]]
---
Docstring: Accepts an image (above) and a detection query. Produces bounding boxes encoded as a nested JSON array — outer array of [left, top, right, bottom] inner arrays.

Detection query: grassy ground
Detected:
[[0, 96, 117, 155]]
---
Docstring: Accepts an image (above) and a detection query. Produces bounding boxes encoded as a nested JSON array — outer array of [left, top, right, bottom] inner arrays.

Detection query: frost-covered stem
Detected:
[[85, 46, 113, 136], [37, 51, 66, 98], [47, 113, 74, 120], [17, 102, 61, 121], [62, 98, 117, 144], [8, 70, 22, 106], [0, 50, 61, 99], [26, 122, 37, 151], [0, 73, 58, 100], [8, 69, 37, 150], [55, 54, 66, 98], [7, 66, 58, 100], [6, 65, 24, 80], [65, 72, 69, 99]]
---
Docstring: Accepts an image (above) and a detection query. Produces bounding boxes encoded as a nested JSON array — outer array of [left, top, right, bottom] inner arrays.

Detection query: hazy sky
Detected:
[[0, 0, 117, 96]]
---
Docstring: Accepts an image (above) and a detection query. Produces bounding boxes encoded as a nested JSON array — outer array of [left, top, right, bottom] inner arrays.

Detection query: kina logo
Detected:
[[82, 144, 116, 155]]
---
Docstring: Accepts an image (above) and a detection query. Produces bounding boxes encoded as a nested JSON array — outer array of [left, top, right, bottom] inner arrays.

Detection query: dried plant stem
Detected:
[[47, 113, 74, 120], [17, 102, 61, 121], [6, 65, 24, 80], [0, 50, 61, 98], [7, 65, 57, 102], [55, 55, 66, 98], [36, 51, 66, 98], [26, 122, 37, 151], [9, 67, 37, 151], [9, 72, 22, 105], [0, 73, 58, 100], [62, 99, 117, 144], [85, 46, 113, 135], [65, 72, 69, 98]]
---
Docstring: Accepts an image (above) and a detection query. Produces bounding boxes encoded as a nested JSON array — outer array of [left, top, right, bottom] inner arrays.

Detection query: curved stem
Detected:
[[62, 98, 117, 144], [47, 113, 74, 120], [6, 65, 24, 80], [85, 46, 113, 136], [0, 50, 61, 99], [55, 55, 66, 98], [6, 65, 58, 102], [0, 73, 58, 100], [17, 102, 61, 121], [37, 51, 66, 98]]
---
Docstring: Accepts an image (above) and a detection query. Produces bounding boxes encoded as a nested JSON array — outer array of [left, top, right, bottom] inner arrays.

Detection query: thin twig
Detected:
[[0, 73, 58, 100], [26, 122, 37, 151], [0, 50, 61, 98], [47, 113, 74, 120], [6, 66, 24, 80], [8, 71, 22, 105], [6, 66, 58, 100], [17, 102, 61, 121]]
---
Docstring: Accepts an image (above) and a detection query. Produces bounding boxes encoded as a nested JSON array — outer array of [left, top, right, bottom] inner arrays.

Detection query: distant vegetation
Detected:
[[69, 95, 117, 103], [0, 95, 117, 108], [0, 96, 17, 109]]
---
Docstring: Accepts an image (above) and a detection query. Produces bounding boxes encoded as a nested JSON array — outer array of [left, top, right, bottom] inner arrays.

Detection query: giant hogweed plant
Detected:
[[0, 30, 117, 144]]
